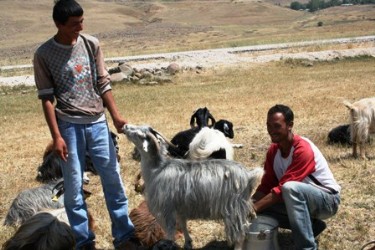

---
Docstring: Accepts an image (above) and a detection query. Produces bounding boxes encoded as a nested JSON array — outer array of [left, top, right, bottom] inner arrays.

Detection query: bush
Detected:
[[290, 1, 306, 9]]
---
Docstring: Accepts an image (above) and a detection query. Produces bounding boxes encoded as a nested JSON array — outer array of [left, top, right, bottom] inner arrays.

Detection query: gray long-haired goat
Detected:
[[123, 124, 263, 250], [3, 180, 65, 226]]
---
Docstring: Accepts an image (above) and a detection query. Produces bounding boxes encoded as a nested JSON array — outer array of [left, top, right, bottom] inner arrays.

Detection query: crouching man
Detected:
[[252, 104, 341, 250]]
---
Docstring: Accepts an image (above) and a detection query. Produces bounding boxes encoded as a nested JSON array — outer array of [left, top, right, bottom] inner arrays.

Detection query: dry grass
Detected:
[[1, 56, 375, 249]]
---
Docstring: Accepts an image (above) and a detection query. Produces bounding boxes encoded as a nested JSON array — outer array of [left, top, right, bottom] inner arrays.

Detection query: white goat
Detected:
[[187, 127, 234, 160], [344, 97, 375, 159], [123, 124, 263, 250]]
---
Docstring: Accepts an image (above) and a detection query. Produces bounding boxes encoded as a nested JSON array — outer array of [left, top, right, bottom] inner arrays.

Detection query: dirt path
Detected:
[[1, 35, 374, 86]]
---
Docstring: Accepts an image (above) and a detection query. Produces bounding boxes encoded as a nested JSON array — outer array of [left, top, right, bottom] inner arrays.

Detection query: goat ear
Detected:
[[142, 140, 149, 152], [208, 113, 216, 127], [190, 115, 196, 128]]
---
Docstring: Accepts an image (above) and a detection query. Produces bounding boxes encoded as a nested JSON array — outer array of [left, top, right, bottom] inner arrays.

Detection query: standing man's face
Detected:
[[266, 112, 292, 143], [57, 16, 84, 42]]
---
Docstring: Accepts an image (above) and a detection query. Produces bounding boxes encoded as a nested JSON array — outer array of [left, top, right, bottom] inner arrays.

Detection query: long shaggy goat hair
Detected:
[[4, 180, 65, 226], [344, 97, 375, 158], [123, 124, 263, 250], [2, 208, 75, 250]]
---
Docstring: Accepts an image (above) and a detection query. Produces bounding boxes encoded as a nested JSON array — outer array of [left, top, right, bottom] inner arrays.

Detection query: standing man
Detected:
[[252, 104, 341, 250], [33, 0, 136, 249]]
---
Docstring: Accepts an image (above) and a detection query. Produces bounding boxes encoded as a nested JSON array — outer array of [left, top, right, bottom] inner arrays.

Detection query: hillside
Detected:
[[0, 0, 374, 67]]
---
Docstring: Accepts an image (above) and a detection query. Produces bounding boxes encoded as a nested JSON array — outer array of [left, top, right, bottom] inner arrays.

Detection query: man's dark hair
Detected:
[[267, 104, 294, 124], [53, 0, 83, 25]]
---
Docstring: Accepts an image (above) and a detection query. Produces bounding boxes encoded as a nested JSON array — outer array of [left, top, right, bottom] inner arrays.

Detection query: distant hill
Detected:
[[0, 0, 374, 65]]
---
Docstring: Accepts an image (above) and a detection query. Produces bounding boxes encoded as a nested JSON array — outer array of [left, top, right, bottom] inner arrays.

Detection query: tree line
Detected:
[[290, 0, 375, 12]]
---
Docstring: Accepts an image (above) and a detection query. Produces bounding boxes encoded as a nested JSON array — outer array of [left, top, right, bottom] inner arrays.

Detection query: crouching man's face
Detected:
[[267, 112, 293, 144]]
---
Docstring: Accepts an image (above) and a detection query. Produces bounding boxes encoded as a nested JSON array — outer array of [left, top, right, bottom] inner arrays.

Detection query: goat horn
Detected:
[[146, 131, 161, 154], [149, 128, 179, 149]]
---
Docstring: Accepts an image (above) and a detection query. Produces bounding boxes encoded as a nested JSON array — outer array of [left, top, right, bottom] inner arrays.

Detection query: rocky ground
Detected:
[[0, 36, 374, 86]]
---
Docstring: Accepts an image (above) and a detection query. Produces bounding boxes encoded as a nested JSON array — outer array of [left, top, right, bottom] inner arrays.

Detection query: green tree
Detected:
[[306, 0, 320, 11], [328, 0, 341, 7], [290, 1, 306, 9]]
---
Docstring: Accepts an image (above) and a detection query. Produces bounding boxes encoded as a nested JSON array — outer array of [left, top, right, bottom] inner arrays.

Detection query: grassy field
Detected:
[[1, 56, 375, 249]]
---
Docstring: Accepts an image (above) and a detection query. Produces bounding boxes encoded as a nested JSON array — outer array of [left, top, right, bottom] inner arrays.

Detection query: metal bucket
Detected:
[[243, 215, 280, 250]]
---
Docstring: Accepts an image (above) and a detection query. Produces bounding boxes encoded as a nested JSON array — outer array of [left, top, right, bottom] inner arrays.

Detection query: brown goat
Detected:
[[130, 200, 167, 247], [130, 200, 182, 247]]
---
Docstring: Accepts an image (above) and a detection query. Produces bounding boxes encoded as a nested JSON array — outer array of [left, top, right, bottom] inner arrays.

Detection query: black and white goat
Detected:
[[187, 119, 243, 160], [123, 124, 263, 250], [36, 131, 120, 183], [187, 127, 234, 160], [169, 107, 216, 158], [213, 119, 234, 139], [171, 117, 239, 160]]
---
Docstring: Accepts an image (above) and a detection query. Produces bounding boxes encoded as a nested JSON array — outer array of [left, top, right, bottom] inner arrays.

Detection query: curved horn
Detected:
[[149, 128, 179, 150], [146, 130, 161, 154]]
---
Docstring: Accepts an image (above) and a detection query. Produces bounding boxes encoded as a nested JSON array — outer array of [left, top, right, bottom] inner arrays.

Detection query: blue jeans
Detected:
[[58, 119, 134, 249], [260, 181, 340, 250]]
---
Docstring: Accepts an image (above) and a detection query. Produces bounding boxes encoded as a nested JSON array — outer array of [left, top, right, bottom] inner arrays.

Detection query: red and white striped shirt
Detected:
[[256, 135, 341, 198]]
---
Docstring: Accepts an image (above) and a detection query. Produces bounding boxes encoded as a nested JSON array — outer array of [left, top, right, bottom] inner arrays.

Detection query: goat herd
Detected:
[[2, 96, 375, 250]]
